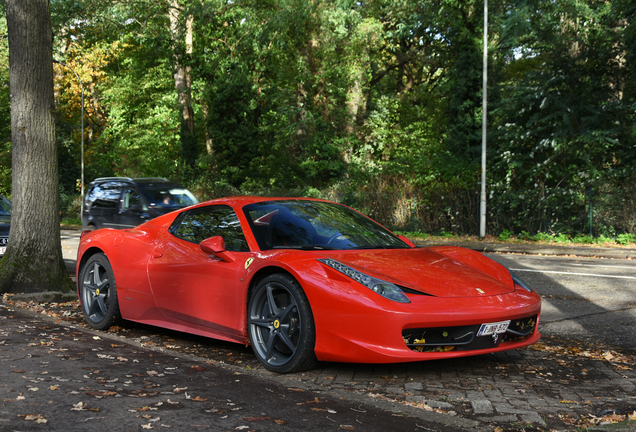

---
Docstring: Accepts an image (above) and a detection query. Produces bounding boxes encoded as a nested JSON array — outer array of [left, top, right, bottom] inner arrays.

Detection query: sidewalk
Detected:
[[413, 239, 636, 260]]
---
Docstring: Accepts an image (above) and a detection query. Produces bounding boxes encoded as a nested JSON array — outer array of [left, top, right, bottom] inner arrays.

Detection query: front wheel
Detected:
[[79, 253, 121, 330], [248, 274, 318, 373]]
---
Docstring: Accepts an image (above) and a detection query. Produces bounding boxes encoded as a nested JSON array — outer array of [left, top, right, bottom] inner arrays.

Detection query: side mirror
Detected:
[[200, 236, 235, 262], [397, 234, 416, 248]]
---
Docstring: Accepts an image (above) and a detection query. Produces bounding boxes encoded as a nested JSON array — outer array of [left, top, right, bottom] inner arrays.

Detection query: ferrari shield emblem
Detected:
[[245, 258, 254, 269]]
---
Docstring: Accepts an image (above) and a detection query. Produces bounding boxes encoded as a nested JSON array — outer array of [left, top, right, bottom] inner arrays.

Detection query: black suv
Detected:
[[0, 195, 10, 257], [82, 177, 198, 230]]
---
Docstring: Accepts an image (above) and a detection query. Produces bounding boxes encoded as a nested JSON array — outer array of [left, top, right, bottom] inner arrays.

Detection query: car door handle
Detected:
[[153, 250, 164, 258]]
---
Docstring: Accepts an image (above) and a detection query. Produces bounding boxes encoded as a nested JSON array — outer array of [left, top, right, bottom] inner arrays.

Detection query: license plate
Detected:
[[0, 247, 5, 255], [477, 320, 510, 337]]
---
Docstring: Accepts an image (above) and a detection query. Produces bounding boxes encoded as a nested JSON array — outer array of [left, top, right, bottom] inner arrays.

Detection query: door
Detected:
[[147, 205, 250, 341]]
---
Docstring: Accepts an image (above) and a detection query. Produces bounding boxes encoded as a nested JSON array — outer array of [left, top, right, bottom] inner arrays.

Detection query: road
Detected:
[[1, 305, 462, 432], [488, 253, 636, 349], [9, 231, 634, 430]]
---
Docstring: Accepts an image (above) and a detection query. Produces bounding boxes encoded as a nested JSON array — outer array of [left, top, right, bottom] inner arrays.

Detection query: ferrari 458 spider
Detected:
[[76, 197, 541, 373]]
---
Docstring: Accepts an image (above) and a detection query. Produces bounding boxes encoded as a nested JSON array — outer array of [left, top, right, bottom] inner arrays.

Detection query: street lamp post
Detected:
[[480, 0, 488, 238], [53, 59, 85, 221]]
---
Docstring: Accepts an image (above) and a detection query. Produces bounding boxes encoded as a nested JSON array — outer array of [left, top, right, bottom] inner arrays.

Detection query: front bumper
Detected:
[[311, 289, 542, 364]]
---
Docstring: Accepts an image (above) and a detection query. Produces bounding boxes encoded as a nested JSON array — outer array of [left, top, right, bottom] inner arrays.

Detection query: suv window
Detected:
[[140, 186, 197, 209], [171, 205, 249, 252], [86, 181, 127, 209], [122, 188, 145, 211]]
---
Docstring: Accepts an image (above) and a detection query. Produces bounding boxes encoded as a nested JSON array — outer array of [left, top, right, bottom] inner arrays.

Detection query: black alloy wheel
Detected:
[[79, 253, 120, 330], [248, 274, 318, 373]]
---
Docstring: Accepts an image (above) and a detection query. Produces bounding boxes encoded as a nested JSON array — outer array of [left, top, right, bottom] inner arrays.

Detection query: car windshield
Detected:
[[243, 200, 409, 251], [0, 196, 11, 216], [141, 187, 198, 209]]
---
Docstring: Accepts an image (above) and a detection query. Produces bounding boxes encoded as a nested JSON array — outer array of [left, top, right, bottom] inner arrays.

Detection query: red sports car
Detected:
[[76, 197, 541, 373]]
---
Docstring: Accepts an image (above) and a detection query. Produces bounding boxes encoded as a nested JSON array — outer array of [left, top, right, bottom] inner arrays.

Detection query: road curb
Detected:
[[7, 290, 77, 304], [413, 240, 636, 260]]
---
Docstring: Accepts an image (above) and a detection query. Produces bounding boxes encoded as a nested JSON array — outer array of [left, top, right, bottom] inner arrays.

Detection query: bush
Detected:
[[498, 229, 513, 241], [617, 233, 636, 245]]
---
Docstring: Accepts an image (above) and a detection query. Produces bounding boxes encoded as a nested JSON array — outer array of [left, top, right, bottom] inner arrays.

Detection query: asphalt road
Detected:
[[1, 305, 463, 432], [5, 229, 635, 431], [487, 253, 636, 349]]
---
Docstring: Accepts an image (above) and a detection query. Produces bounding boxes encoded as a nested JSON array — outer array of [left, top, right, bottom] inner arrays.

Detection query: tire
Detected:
[[248, 274, 318, 373], [79, 253, 121, 330]]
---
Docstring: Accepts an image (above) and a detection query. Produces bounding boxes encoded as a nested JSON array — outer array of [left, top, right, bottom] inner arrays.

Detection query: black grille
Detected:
[[403, 314, 538, 353]]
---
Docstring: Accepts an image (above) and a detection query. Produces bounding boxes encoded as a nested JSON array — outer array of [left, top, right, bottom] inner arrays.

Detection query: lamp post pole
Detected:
[[480, 0, 488, 238], [53, 59, 85, 220]]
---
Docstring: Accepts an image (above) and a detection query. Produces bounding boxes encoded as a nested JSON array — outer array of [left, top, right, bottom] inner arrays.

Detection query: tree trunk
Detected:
[[0, 0, 73, 293], [169, 0, 197, 167]]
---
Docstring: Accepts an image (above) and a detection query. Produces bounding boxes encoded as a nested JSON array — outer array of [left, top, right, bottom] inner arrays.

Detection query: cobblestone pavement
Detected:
[[3, 295, 636, 431]]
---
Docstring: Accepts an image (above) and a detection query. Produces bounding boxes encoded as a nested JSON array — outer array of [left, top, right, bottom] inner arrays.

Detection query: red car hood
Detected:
[[319, 248, 513, 298]]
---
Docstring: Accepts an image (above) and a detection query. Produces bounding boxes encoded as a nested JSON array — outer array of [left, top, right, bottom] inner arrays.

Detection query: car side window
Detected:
[[123, 188, 146, 211], [87, 181, 126, 209], [171, 205, 249, 252]]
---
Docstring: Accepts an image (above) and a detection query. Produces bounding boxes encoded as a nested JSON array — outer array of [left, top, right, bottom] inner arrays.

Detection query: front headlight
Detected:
[[510, 269, 533, 292], [318, 259, 410, 303]]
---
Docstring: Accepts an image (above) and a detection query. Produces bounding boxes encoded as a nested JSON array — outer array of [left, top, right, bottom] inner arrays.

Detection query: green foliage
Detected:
[[498, 229, 513, 241], [0, 11, 11, 196], [1, 0, 633, 238], [489, 0, 635, 235], [617, 233, 636, 245]]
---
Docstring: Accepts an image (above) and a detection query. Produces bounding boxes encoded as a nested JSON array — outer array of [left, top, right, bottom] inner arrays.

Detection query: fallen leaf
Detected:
[[298, 397, 322, 405], [340, 426, 355, 431], [191, 396, 207, 402], [190, 365, 205, 371], [137, 406, 158, 412], [244, 416, 272, 421], [70, 402, 87, 411], [274, 419, 286, 424], [141, 424, 153, 430]]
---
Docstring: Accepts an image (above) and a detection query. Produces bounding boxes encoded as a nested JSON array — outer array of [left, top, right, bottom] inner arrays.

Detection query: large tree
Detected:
[[0, 0, 73, 293]]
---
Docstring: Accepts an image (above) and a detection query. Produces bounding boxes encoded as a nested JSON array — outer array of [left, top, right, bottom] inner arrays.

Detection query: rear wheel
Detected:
[[79, 253, 120, 330], [248, 274, 318, 373]]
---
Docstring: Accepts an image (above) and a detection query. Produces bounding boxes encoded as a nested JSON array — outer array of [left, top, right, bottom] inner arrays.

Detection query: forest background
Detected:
[[1, 0, 635, 242]]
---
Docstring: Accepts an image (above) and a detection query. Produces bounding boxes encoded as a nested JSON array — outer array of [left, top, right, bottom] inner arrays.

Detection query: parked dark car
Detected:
[[0, 195, 11, 257], [82, 177, 198, 230]]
